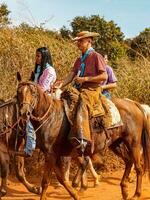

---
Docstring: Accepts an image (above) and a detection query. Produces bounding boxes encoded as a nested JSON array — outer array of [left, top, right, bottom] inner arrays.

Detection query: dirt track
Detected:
[[3, 170, 150, 200]]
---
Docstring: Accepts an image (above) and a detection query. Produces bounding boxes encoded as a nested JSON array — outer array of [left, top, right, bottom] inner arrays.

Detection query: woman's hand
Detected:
[[53, 80, 64, 89]]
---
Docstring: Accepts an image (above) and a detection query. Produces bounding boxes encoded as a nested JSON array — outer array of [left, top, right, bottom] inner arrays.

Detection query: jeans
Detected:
[[103, 92, 111, 99], [24, 120, 36, 156]]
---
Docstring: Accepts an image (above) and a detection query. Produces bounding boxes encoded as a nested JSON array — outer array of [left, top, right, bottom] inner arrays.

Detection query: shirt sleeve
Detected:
[[107, 66, 117, 83], [38, 67, 56, 91], [95, 53, 106, 73]]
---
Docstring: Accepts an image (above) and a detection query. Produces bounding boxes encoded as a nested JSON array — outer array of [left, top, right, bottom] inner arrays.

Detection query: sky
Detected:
[[1, 0, 150, 39]]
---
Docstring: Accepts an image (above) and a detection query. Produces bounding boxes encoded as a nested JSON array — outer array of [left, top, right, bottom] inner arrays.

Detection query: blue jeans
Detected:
[[102, 92, 111, 99], [24, 120, 36, 156]]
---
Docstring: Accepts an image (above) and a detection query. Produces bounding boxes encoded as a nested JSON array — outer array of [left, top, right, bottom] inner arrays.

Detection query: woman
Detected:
[[17, 47, 56, 157], [33, 47, 56, 91], [101, 54, 117, 99]]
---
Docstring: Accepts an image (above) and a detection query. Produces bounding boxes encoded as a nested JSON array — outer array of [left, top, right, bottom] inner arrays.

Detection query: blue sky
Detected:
[[1, 0, 150, 38]]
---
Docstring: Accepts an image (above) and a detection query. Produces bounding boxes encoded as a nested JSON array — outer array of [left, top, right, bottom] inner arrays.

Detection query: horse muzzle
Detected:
[[20, 104, 32, 119]]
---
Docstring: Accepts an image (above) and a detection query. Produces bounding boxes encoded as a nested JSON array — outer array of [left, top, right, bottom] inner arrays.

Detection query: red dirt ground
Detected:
[[2, 170, 150, 200]]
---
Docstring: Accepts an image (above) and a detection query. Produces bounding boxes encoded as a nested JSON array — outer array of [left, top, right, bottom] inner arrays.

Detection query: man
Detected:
[[55, 31, 108, 154]]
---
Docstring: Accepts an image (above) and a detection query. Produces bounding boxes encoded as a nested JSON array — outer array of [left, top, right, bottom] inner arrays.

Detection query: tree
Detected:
[[127, 28, 150, 60], [0, 3, 11, 27], [60, 15, 126, 66], [60, 26, 72, 39]]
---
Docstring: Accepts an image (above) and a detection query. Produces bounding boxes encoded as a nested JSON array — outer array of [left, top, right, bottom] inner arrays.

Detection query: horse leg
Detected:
[[61, 156, 71, 182], [130, 147, 143, 200], [88, 157, 100, 187], [40, 154, 53, 200], [0, 157, 10, 197], [54, 161, 80, 200], [15, 155, 41, 194], [110, 140, 133, 199], [72, 156, 89, 190], [0, 177, 7, 197], [80, 156, 100, 191], [55, 156, 71, 187], [80, 170, 88, 191], [120, 160, 133, 200]]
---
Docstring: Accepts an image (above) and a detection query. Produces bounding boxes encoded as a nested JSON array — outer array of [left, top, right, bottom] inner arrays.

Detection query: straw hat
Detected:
[[72, 31, 100, 41]]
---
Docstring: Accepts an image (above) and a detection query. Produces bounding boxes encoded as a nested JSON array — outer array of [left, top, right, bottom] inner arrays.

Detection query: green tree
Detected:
[[60, 15, 126, 66], [60, 25, 72, 39], [127, 28, 150, 60], [0, 3, 11, 27]]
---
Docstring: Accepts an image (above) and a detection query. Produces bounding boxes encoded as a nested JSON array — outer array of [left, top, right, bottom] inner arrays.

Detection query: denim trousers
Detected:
[[24, 120, 36, 156]]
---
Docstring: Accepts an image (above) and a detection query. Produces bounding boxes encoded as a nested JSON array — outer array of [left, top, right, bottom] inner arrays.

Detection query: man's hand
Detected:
[[73, 76, 86, 85]]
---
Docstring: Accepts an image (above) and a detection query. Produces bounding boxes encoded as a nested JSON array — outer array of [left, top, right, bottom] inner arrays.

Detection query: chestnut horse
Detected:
[[16, 79, 150, 200], [0, 98, 41, 198]]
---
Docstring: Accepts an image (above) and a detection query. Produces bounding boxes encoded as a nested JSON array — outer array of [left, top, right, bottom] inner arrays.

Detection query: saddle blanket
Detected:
[[106, 98, 123, 129], [141, 104, 150, 116], [90, 99, 123, 133]]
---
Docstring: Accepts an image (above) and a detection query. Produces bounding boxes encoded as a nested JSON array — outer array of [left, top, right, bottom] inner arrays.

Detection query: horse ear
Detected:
[[17, 72, 22, 82], [29, 71, 35, 81]]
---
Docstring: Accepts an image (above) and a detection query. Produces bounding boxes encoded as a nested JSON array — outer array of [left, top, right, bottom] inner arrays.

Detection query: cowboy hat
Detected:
[[72, 31, 100, 41]]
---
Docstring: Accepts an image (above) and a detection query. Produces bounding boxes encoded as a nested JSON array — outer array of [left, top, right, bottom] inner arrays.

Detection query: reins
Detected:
[[18, 81, 52, 122], [0, 117, 25, 137], [33, 114, 51, 134], [30, 98, 52, 121]]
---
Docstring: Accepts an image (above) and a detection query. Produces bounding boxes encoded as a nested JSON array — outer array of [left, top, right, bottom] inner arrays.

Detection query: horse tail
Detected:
[[141, 124, 150, 179], [134, 102, 150, 179]]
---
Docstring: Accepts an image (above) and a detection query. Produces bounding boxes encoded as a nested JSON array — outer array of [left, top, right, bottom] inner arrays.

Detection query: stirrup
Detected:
[[76, 139, 87, 153], [70, 137, 88, 153]]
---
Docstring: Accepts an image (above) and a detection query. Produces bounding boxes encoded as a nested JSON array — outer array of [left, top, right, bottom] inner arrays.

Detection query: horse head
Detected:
[[17, 72, 53, 122], [17, 81, 39, 119]]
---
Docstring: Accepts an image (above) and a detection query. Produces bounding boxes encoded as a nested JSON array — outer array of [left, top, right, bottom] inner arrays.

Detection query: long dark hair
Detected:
[[34, 47, 53, 78]]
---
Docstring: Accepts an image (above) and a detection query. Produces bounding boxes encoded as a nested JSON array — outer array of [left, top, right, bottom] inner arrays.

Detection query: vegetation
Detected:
[[126, 28, 150, 60], [0, 4, 149, 104], [60, 15, 126, 66], [0, 3, 10, 27], [0, 27, 78, 99]]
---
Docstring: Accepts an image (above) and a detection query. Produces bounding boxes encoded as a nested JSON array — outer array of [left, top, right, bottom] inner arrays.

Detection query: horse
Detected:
[[0, 98, 41, 198], [72, 103, 150, 190], [16, 77, 150, 200]]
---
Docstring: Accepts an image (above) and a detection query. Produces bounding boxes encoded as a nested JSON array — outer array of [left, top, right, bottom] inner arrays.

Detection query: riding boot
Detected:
[[70, 101, 94, 155]]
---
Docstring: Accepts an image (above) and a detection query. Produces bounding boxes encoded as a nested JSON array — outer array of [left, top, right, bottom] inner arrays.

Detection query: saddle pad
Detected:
[[90, 99, 123, 133], [141, 104, 150, 116], [106, 99, 123, 129]]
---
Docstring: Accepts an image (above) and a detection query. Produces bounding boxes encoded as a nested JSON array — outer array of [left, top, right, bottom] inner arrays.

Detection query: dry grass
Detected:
[[0, 27, 78, 100], [0, 27, 149, 105], [114, 58, 150, 104]]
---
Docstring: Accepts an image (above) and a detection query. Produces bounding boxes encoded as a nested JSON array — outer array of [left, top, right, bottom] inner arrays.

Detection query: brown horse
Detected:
[[0, 98, 41, 198], [16, 78, 150, 200]]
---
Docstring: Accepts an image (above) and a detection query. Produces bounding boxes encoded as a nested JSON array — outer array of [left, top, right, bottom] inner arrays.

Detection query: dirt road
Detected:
[[2, 170, 150, 200]]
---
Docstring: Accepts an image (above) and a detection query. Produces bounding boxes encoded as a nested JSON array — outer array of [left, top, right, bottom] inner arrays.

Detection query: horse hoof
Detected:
[[33, 186, 42, 195], [94, 180, 100, 187], [94, 182, 100, 187], [72, 182, 79, 188], [80, 186, 87, 192], [122, 192, 128, 200], [54, 183, 63, 189], [78, 189, 85, 196], [0, 189, 6, 197], [129, 196, 140, 200]]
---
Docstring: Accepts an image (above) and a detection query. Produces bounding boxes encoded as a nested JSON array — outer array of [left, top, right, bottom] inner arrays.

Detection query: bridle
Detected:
[[18, 82, 52, 121]]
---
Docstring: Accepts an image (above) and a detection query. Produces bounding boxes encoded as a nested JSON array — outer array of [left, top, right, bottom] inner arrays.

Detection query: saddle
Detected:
[[61, 86, 122, 133]]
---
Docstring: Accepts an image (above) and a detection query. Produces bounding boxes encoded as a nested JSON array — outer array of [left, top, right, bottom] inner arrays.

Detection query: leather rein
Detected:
[[18, 82, 52, 122]]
